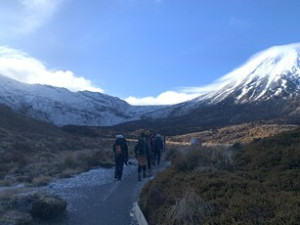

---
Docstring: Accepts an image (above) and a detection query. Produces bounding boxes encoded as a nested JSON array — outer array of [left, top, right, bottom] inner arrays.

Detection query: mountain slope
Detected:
[[0, 104, 66, 136], [195, 43, 300, 104], [0, 74, 161, 126], [1, 43, 300, 128], [144, 43, 300, 125]]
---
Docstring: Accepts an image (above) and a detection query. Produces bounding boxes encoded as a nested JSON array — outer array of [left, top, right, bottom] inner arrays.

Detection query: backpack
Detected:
[[135, 138, 146, 156], [115, 144, 122, 155], [154, 136, 163, 151]]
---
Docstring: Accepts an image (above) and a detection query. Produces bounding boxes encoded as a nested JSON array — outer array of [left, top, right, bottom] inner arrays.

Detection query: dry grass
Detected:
[[168, 123, 298, 144], [166, 190, 216, 225], [0, 188, 67, 224], [0, 130, 116, 186], [139, 128, 300, 225]]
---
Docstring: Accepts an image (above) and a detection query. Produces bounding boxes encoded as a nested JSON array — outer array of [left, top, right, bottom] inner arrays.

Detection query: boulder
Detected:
[[31, 193, 67, 220]]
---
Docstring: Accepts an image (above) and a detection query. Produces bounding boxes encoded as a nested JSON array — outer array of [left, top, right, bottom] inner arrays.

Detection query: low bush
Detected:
[[0, 135, 116, 186], [139, 129, 300, 225], [171, 145, 233, 172], [0, 190, 67, 224]]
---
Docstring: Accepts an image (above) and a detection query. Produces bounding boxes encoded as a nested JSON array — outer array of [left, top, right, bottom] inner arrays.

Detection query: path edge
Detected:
[[133, 201, 148, 225]]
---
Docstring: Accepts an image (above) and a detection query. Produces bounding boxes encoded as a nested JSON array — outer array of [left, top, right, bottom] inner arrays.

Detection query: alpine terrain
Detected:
[[144, 43, 300, 127], [0, 74, 161, 126], [1, 43, 300, 128]]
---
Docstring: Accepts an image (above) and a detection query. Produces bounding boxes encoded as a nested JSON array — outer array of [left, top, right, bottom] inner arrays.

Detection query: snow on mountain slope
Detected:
[[195, 43, 300, 104], [0, 74, 160, 126], [144, 43, 300, 119], [2, 43, 300, 126]]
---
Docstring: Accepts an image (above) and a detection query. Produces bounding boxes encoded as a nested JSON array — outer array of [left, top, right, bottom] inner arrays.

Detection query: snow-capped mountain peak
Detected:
[[196, 43, 300, 104], [0, 74, 162, 126]]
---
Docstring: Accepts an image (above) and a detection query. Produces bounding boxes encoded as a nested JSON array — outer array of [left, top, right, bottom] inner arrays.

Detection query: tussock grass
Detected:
[[0, 133, 116, 186], [166, 190, 216, 225], [139, 129, 300, 225], [171, 145, 233, 172]]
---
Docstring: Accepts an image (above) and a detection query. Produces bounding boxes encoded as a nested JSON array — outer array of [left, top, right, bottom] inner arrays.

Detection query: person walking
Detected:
[[153, 134, 163, 165], [144, 131, 153, 176], [113, 134, 128, 181], [134, 132, 148, 181]]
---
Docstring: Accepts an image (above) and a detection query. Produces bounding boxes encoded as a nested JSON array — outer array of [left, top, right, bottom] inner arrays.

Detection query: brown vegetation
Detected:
[[0, 129, 116, 186], [139, 128, 300, 225], [0, 189, 67, 224], [168, 122, 298, 144]]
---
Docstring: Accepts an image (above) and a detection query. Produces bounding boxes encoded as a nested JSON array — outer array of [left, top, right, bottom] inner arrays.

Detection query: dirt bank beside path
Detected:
[[40, 159, 169, 225]]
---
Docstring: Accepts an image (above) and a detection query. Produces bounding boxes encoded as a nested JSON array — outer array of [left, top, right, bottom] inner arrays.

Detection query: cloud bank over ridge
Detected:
[[0, 46, 104, 93]]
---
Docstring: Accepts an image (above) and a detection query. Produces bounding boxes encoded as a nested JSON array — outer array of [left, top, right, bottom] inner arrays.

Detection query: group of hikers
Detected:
[[112, 131, 165, 181]]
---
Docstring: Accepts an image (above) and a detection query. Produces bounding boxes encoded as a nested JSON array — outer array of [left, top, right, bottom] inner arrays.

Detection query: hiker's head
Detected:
[[116, 134, 123, 139], [144, 130, 151, 137]]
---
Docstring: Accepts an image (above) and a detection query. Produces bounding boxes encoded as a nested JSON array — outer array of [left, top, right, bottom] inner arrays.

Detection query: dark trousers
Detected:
[[147, 153, 151, 169], [154, 150, 161, 165], [114, 156, 124, 180], [138, 165, 146, 173]]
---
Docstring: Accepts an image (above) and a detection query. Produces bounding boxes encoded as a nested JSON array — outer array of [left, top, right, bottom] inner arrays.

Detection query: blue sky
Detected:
[[0, 0, 300, 105]]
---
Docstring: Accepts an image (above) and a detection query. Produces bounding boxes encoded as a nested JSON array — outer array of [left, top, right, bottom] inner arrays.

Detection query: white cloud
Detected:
[[125, 91, 200, 105], [0, 0, 66, 35], [0, 46, 103, 93]]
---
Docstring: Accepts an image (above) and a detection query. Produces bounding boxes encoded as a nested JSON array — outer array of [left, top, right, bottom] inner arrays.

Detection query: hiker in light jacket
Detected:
[[113, 135, 128, 180], [134, 132, 148, 181]]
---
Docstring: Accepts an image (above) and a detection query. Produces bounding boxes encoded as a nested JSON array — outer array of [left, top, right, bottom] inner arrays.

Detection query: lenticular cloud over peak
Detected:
[[215, 42, 300, 86], [0, 46, 104, 93]]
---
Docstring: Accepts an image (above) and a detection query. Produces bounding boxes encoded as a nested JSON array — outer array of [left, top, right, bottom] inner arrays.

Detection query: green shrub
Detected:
[[140, 128, 300, 225]]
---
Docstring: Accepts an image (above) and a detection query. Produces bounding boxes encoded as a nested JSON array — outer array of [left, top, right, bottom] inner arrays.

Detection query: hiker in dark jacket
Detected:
[[134, 132, 148, 181], [144, 131, 153, 176], [153, 134, 163, 165], [113, 134, 128, 180]]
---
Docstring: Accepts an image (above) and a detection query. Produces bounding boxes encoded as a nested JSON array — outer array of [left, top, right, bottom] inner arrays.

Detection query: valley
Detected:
[[0, 43, 300, 224], [0, 104, 298, 224]]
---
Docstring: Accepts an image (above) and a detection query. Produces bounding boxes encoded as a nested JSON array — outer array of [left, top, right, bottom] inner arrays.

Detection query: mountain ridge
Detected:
[[0, 74, 163, 126], [1, 43, 300, 127], [195, 43, 300, 104], [143, 43, 300, 122]]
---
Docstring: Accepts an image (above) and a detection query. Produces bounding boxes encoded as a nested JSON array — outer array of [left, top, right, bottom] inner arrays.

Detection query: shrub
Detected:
[[64, 154, 76, 169], [167, 191, 216, 225], [139, 128, 300, 225], [171, 145, 233, 172]]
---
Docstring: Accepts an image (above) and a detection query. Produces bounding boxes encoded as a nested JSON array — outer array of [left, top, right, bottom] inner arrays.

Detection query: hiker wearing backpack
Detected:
[[144, 130, 153, 176], [153, 134, 163, 165], [134, 132, 148, 181], [113, 134, 128, 180], [150, 133, 156, 166]]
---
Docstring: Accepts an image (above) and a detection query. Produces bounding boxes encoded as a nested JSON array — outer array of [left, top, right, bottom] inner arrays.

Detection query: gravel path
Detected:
[[43, 160, 168, 225]]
